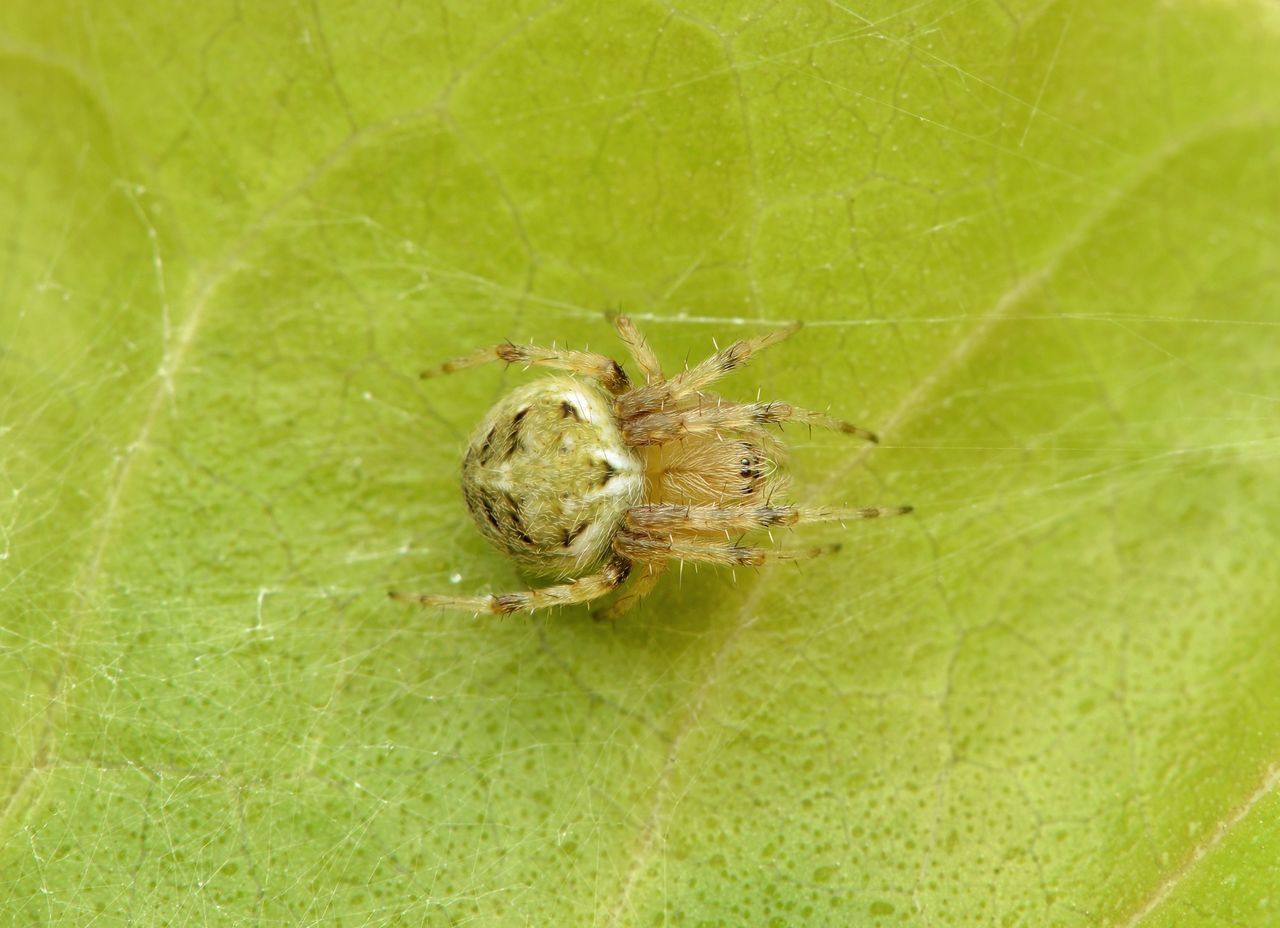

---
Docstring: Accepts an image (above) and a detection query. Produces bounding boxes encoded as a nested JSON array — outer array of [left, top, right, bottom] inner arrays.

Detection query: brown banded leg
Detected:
[[422, 342, 631, 394], [623, 398, 877, 445], [608, 313, 663, 384], [616, 322, 801, 419], [667, 323, 802, 394], [593, 559, 668, 621], [625, 503, 913, 536], [390, 558, 633, 616], [615, 530, 839, 567]]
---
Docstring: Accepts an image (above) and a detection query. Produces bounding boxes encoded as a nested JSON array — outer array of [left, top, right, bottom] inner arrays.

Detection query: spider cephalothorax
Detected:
[[392, 314, 910, 618]]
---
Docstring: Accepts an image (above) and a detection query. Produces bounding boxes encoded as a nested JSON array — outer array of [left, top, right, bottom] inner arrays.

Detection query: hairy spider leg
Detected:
[[613, 530, 840, 567], [422, 342, 631, 395], [622, 398, 879, 445], [592, 559, 668, 621], [613, 319, 799, 417], [390, 557, 633, 616], [624, 503, 913, 536], [608, 312, 664, 384]]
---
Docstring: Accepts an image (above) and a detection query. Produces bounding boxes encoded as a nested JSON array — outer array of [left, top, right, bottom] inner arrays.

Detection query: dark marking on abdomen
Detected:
[[502, 492, 535, 546], [477, 425, 499, 465], [510, 406, 528, 437], [496, 407, 529, 462]]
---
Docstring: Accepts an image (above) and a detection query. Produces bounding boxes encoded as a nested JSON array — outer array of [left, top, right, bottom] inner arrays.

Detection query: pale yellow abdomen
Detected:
[[460, 376, 645, 578]]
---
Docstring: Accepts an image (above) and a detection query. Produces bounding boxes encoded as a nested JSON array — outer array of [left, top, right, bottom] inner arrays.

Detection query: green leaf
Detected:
[[3, 1, 1279, 924]]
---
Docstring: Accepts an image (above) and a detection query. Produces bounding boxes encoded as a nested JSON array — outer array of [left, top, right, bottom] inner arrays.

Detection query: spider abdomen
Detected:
[[460, 376, 645, 578]]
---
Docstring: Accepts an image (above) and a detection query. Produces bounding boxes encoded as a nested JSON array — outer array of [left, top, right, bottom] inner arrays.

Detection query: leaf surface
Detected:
[[2, 1, 1279, 924]]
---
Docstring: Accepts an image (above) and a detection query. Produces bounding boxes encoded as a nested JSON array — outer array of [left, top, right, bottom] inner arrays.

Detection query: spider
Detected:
[[390, 313, 911, 619]]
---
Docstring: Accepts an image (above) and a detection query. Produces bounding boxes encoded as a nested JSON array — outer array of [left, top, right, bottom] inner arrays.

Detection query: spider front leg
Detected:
[[615, 321, 801, 418], [667, 322, 801, 395], [390, 557, 633, 616], [422, 341, 631, 394], [608, 312, 664, 383], [622, 398, 878, 445]]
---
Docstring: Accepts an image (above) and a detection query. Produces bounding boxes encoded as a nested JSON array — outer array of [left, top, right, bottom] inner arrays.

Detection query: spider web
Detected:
[[2, 0, 1280, 924]]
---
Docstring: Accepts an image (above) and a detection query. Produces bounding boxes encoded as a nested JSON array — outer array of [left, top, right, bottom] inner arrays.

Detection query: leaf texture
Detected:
[[2, 1, 1279, 925]]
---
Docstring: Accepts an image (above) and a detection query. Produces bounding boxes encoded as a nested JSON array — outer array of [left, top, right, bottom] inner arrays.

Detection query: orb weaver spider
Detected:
[[391, 314, 910, 618]]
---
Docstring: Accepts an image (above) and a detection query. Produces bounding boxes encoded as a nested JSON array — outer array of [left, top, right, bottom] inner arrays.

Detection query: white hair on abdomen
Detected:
[[558, 385, 645, 569]]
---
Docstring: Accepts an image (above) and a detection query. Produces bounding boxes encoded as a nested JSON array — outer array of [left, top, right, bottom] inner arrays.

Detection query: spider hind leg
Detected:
[[391, 557, 633, 616]]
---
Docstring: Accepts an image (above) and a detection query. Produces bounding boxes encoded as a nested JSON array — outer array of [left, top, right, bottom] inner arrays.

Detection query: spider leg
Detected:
[[608, 312, 664, 383], [622, 394, 880, 445], [390, 557, 632, 616], [667, 322, 801, 394], [625, 503, 912, 536], [615, 322, 801, 419], [614, 530, 839, 567], [623, 398, 878, 445], [593, 559, 668, 621], [422, 342, 631, 395]]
